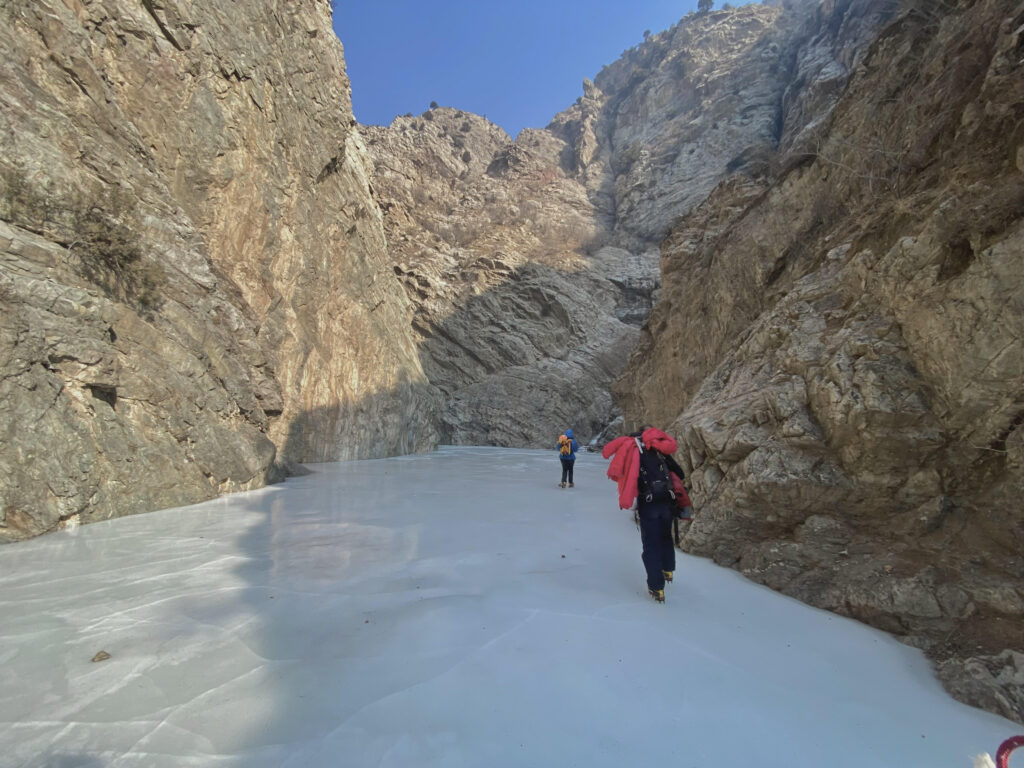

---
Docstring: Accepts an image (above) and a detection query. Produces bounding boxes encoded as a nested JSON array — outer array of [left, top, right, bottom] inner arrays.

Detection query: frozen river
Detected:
[[0, 447, 1017, 767]]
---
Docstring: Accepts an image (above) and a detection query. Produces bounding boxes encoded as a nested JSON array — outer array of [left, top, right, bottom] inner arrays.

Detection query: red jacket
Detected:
[[602, 428, 681, 510]]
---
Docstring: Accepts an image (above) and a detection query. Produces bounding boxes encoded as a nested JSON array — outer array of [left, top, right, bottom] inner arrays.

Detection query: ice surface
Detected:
[[0, 447, 1017, 767]]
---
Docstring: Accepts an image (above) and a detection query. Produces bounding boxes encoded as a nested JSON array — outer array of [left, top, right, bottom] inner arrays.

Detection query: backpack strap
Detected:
[[635, 438, 650, 502], [636, 437, 675, 503]]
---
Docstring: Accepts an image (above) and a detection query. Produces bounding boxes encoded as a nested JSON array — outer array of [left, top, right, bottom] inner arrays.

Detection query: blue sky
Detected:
[[332, 1, 701, 137]]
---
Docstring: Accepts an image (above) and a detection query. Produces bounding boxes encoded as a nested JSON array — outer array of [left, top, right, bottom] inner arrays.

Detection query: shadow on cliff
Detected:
[[272, 376, 441, 469], [407, 258, 634, 449]]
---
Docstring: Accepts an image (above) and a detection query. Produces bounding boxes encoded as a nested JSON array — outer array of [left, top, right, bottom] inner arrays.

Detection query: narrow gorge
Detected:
[[1, 0, 1021, 723]]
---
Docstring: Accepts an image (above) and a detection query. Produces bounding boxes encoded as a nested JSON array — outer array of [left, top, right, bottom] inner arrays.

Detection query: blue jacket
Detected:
[[559, 429, 579, 460]]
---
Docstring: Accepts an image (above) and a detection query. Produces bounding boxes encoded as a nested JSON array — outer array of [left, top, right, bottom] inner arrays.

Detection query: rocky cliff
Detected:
[[361, 111, 652, 446], [617, 0, 1024, 722], [0, 0, 435, 542], [361, 3, 849, 447]]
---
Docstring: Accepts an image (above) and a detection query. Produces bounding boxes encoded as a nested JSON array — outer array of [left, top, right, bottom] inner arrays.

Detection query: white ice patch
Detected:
[[0, 447, 1017, 767]]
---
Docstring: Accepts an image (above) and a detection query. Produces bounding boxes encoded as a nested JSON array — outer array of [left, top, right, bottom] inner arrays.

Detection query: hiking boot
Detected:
[[568, 482, 574, 488], [662, 570, 674, 583], [559, 482, 566, 488], [648, 588, 665, 603]]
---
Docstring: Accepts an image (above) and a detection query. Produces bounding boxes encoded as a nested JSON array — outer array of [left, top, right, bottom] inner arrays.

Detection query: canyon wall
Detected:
[[0, 0, 435, 542], [617, 0, 1024, 722], [362, 3, 860, 447]]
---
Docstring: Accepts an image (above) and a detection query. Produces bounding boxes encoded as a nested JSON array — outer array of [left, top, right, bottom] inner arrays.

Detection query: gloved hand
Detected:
[[675, 505, 693, 521]]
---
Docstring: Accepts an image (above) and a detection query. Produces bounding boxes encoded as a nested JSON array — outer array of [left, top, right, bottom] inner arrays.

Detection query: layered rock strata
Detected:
[[0, 0, 434, 541], [618, 0, 1024, 722]]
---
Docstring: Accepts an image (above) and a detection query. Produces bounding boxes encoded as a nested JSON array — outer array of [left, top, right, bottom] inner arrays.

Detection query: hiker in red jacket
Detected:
[[602, 427, 691, 603]]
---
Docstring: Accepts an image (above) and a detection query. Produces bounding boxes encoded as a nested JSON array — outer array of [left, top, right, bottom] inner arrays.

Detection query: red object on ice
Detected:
[[602, 428, 678, 510], [996, 735, 1024, 768]]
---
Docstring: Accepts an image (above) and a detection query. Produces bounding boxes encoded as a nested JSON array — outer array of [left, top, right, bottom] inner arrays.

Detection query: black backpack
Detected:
[[635, 438, 674, 504]]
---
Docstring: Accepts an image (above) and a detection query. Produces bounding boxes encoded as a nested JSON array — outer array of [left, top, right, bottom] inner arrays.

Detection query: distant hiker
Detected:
[[602, 427, 692, 603], [557, 429, 579, 488]]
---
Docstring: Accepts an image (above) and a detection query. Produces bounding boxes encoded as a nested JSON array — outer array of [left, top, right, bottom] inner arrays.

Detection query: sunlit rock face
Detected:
[[0, 0, 435, 541], [617, 0, 1024, 722]]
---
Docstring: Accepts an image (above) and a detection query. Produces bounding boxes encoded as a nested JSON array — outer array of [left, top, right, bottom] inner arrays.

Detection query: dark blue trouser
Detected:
[[639, 503, 675, 591], [560, 457, 574, 484]]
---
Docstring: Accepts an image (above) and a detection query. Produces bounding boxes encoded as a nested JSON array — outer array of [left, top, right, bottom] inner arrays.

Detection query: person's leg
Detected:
[[660, 516, 676, 580], [639, 516, 665, 592], [560, 458, 568, 486], [567, 459, 574, 486]]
